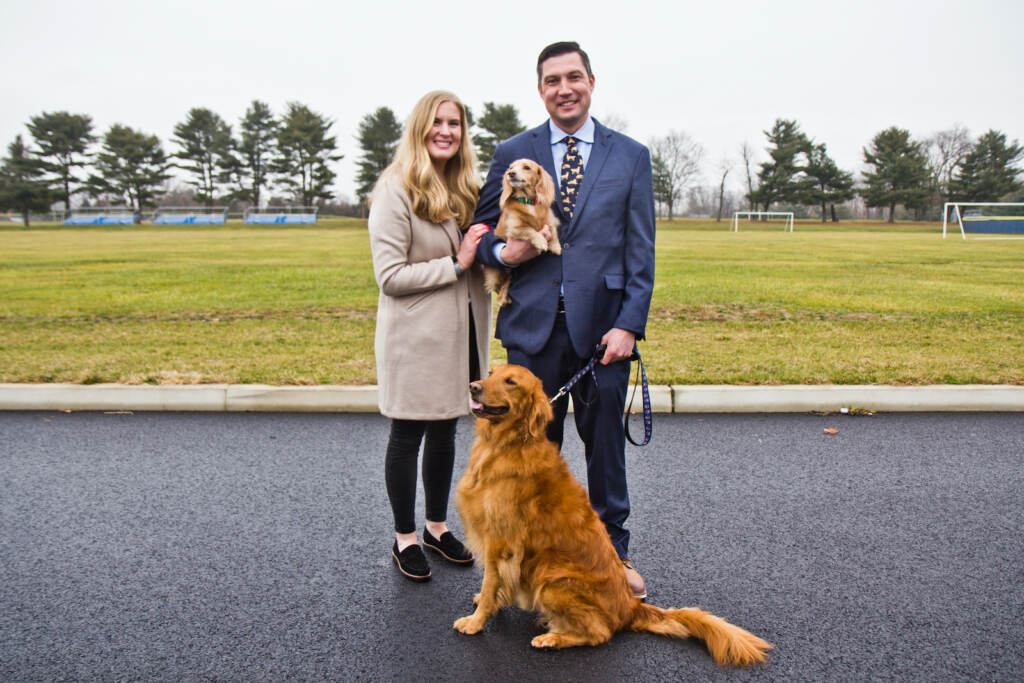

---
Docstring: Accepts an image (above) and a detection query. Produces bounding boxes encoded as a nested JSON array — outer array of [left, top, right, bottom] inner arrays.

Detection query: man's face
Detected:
[[537, 52, 594, 134]]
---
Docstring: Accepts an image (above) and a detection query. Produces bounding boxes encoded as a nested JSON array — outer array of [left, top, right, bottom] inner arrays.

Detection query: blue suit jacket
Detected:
[[474, 119, 656, 358]]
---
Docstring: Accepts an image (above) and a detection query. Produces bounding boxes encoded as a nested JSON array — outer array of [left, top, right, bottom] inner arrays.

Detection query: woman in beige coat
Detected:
[[368, 91, 490, 582]]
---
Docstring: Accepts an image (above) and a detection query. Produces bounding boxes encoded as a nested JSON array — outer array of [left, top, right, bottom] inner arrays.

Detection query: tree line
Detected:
[[2, 102, 1021, 225], [0, 100, 528, 225], [649, 119, 1023, 224]]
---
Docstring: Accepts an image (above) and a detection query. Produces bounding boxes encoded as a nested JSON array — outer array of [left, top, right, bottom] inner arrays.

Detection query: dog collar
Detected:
[[514, 197, 536, 205]]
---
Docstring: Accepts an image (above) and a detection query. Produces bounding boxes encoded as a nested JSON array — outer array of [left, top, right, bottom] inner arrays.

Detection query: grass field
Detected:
[[1, 218, 1021, 386]]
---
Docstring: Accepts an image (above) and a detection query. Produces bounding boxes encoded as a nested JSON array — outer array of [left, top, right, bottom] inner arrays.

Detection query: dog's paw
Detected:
[[548, 240, 561, 255], [454, 615, 484, 635], [473, 592, 481, 605], [530, 633, 560, 649]]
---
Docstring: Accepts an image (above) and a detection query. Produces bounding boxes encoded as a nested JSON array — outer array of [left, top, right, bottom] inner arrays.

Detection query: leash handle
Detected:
[[625, 350, 652, 447]]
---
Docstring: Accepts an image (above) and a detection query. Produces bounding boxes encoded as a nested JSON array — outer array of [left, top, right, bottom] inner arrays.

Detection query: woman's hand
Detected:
[[457, 223, 490, 271]]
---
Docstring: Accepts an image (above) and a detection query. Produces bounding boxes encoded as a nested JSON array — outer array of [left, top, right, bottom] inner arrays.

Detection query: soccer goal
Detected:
[[244, 206, 319, 225], [943, 202, 1024, 240], [64, 207, 137, 225], [732, 211, 794, 232], [152, 206, 228, 225]]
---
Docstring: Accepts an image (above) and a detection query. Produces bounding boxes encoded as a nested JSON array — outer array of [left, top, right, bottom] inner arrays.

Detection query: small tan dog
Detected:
[[454, 364, 772, 666], [484, 159, 561, 305]]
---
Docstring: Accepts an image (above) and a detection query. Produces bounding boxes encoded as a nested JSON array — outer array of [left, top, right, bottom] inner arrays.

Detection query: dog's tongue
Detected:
[[471, 400, 483, 411]]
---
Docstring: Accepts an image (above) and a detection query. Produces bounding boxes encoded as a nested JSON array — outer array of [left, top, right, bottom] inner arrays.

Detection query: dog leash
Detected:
[[548, 344, 653, 447], [549, 344, 604, 405], [624, 350, 652, 447]]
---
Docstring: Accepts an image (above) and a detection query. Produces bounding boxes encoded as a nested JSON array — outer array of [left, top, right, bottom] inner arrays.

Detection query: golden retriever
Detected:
[[484, 159, 561, 305], [454, 364, 771, 666]]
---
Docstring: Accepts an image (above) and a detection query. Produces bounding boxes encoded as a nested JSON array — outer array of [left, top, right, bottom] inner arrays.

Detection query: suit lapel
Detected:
[[569, 121, 612, 229], [528, 124, 567, 223]]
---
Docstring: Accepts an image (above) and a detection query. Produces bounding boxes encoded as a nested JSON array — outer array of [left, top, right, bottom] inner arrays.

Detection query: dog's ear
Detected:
[[537, 167, 556, 208], [527, 382, 554, 440], [499, 168, 513, 206]]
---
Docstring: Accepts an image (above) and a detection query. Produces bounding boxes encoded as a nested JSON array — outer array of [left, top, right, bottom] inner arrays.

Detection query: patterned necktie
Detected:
[[559, 136, 584, 220]]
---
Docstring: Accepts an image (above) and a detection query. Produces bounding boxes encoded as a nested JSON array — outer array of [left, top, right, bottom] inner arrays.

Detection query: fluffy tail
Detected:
[[630, 603, 771, 666]]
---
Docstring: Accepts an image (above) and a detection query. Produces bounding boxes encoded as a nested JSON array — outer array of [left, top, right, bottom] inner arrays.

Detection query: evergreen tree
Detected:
[[171, 107, 233, 207], [750, 119, 811, 212], [355, 106, 402, 203], [225, 100, 278, 207], [0, 135, 54, 226], [472, 102, 526, 174], [804, 144, 855, 222], [948, 129, 1024, 202], [651, 153, 671, 217], [86, 124, 171, 213], [26, 111, 95, 215], [861, 127, 931, 223], [273, 103, 343, 206]]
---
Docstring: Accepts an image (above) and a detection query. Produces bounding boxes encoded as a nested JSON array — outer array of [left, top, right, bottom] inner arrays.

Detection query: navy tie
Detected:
[[559, 136, 584, 219]]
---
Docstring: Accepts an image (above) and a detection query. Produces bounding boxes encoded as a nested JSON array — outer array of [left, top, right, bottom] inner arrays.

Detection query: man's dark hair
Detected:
[[536, 41, 592, 83]]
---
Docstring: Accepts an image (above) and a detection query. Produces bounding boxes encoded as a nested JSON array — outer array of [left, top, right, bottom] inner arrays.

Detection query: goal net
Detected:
[[64, 207, 137, 225], [152, 206, 228, 225], [943, 202, 1024, 239], [731, 211, 794, 232], [244, 206, 319, 225]]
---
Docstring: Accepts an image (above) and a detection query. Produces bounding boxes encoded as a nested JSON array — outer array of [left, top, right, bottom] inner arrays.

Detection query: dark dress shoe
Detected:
[[392, 541, 431, 582], [422, 528, 474, 565]]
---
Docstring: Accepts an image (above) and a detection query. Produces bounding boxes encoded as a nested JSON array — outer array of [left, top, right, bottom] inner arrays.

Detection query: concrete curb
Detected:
[[1, 383, 1022, 413]]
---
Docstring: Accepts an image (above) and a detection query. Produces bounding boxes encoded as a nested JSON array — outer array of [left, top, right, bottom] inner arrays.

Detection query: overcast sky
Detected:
[[4, 0, 1022, 202]]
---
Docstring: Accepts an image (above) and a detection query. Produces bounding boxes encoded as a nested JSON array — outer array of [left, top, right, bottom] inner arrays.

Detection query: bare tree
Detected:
[[922, 123, 971, 219], [649, 131, 703, 220], [740, 141, 757, 210], [716, 160, 731, 222], [600, 113, 629, 133]]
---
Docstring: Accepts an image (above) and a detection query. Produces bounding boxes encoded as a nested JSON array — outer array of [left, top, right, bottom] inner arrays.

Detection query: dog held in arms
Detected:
[[483, 159, 561, 305], [454, 364, 771, 666]]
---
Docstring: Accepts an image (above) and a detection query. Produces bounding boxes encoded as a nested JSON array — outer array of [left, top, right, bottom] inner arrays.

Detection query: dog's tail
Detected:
[[629, 603, 771, 666]]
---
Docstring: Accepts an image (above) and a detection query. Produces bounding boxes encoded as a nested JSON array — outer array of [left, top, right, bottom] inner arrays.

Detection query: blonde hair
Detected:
[[375, 91, 479, 228]]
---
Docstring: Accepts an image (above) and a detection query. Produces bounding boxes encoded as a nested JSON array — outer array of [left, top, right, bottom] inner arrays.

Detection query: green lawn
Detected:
[[1, 218, 1021, 385]]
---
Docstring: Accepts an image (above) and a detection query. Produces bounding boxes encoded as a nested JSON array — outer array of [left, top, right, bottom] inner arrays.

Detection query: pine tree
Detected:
[[861, 127, 931, 223], [272, 103, 343, 207], [225, 100, 278, 207], [86, 124, 171, 213], [355, 107, 402, 204], [0, 135, 54, 226], [948, 129, 1024, 202], [171, 108, 233, 207], [750, 119, 811, 213], [472, 102, 526, 174], [26, 111, 95, 215], [804, 144, 855, 222]]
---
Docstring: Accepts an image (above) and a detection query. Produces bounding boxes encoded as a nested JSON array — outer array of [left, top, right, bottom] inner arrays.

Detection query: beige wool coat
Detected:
[[368, 173, 491, 420]]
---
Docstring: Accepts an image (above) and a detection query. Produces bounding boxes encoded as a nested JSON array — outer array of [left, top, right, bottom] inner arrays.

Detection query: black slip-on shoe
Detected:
[[392, 541, 431, 582], [422, 528, 474, 565]]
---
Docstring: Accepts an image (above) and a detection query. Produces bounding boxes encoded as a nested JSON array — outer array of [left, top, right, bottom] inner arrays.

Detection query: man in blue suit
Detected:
[[472, 41, 656, 598]]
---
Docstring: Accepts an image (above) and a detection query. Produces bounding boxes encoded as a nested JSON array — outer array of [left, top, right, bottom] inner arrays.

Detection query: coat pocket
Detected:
[[604, 273, 625, 290]]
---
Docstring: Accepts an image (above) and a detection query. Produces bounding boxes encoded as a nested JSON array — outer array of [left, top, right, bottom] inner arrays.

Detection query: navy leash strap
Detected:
[[624, 350, 652, 447], [549, 344, 604, 405]]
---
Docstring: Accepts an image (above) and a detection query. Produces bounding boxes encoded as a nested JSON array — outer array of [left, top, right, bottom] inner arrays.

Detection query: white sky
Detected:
[[3, 0, 1022, 202]]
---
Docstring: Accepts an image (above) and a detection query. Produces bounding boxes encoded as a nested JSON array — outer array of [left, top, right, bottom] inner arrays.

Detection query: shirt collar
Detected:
[[548, 117, 594, 145]]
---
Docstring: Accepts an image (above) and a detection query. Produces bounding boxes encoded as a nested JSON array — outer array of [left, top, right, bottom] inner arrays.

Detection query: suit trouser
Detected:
[[506, 313, 632, 558]]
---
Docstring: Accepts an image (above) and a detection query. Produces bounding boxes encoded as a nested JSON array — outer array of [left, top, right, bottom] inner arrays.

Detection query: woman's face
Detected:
[[426, 100, 462, 167]]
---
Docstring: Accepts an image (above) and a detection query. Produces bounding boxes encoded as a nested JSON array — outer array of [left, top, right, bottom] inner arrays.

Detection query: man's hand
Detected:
[[599, 328, 636, 365], [499, 225, 553, 265]]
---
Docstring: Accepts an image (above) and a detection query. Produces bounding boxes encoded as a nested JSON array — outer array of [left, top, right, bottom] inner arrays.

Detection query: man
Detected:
[[472, 41, 656, 598]]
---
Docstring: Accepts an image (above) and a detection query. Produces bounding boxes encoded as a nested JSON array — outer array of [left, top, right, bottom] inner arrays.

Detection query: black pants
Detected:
[[384, 418, 458, 534]]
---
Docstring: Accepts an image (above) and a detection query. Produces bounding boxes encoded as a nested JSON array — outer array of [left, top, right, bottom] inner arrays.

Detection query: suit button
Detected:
[[563, 242, 570, 249]]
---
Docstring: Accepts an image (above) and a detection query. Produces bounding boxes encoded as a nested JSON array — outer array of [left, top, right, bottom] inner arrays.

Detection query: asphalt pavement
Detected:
[[2, 410, 1023, 681]]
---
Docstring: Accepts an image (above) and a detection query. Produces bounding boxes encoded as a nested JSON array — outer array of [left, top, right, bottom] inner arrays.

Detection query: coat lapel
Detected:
[[529, 124, 568, 224], [569, 120, 612, 229]]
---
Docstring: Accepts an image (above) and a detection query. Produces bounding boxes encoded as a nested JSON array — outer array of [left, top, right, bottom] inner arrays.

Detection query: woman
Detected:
[[367, 91, 490, 582]]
